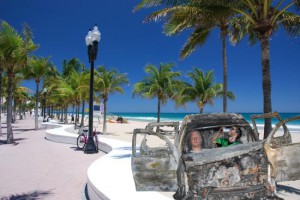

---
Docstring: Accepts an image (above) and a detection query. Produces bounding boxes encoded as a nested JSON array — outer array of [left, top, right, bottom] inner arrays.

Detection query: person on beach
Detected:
[[212, 127, 240, 147], [189, 130, 202, 153], [107, 116, 117, 123], [116, 116, 123, 123], [71, 114, 74, 123]]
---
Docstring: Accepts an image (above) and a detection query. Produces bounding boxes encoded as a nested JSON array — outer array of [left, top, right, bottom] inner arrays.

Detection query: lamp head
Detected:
[[91, 25, 101, 42], [85, 29, 93, 46]]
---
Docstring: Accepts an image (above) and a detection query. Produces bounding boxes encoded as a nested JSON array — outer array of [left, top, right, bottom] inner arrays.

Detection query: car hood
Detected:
[[182, 141, 264, 168]]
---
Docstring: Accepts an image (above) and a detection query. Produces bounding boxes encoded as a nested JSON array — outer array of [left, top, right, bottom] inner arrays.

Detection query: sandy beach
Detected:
[[1, 114, 300, 199]]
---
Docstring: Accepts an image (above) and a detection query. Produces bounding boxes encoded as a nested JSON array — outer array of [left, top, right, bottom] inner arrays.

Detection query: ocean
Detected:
[[110, 112, 300, 130]]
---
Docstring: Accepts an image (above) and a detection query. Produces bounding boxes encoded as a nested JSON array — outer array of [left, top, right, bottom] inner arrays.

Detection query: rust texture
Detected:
[[184, 148, 271, 199]]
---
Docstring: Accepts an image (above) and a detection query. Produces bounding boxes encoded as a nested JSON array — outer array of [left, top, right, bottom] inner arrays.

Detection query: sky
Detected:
[[0, 0, 299, 113]]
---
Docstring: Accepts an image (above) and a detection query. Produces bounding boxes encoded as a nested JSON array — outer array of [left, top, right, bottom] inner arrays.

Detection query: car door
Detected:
[[131, 122, 180, 192], [263, 115, 300, 182]]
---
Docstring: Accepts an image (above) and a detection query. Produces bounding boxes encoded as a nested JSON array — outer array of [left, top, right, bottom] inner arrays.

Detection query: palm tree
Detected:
[[0, 21, 37, 143], [95, 66, 129, 134], [133, 63, 182, 122], [76, 70, 90, 127], [44, 75, 76, 123], [10, 72, 27, 122], [22, 56, 54, 130], [230, 0, 300, 138], [65, 70, 89, 129], [135, 0, 240, 112], [178, 68, 235, 113], [61, 58, 86, 126], [13, 86, 31, 120], [62, 58, 84, 78]]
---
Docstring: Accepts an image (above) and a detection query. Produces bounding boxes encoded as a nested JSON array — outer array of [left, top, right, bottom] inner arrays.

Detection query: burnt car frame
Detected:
[[131, 112, 300, 199]]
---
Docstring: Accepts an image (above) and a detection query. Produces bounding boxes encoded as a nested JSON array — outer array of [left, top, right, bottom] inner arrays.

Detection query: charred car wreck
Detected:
[[131, 112, 300, 199]]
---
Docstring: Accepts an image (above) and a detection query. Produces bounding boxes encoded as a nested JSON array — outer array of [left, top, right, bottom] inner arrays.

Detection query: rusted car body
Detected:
[[131, 112, 300, 199]]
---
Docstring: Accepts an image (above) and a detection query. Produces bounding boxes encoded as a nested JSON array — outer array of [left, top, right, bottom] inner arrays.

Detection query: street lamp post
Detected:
[[84, 25, 101, 154], [43, 88, 47, 122]]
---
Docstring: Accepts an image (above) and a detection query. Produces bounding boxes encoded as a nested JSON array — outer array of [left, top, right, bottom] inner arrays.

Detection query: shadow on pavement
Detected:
[[0, 140, 6, 145], [277, 184, 300, 195], [0, 138, 27, 145], [14, 128, 36, 132], [70, 146, 82, 151], [0, 190, 53, 200]]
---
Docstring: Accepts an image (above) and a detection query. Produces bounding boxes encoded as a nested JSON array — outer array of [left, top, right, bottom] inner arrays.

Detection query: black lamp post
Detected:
[[84, 25, 100, 154], [43, 88, 47, 122]]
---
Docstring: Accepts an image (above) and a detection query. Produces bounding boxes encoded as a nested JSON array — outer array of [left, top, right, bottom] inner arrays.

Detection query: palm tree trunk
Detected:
[[260, 34, 272, 139], [157, 98, 161, 122], [6, 69, 14, 144], [64, 108, 68, 124], [221, 27, 228, 113], [103, 99, 108, 134], [35, 82, 39, 130], [76, 104, 79, 123], [13, 99, 17, 122], [60, 109, 63, 122], [81, 100, 85, 127], [74, 105, 78, 130], [19, 101, 22, 120]]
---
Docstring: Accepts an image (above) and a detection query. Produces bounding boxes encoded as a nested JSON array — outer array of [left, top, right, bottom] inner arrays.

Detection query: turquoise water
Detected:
[[111, 112, 300, 128]]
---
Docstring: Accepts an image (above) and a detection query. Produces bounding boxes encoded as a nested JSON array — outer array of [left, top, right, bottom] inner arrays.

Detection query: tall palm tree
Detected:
[[10, 72, 26, 122], [45, 75, 76, 123], [0, 21, 37, 143], [95, 66, 129, 135], [230, 0, 300, 138], [76, 70, 90, 127], [61, 58, 86, 126], [178, 68, 235, 113], [13, 86, 31, 120], [133, 63, 182, 122], [135, 0, 240, 112], [65, 70, 90, 129], [22, 56, 54, 130]]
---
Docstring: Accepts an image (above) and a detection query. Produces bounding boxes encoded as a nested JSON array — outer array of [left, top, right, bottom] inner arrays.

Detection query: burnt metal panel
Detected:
[[182, 141, 264, 167], [182, 113, 250, 131], [264, 115, 300, 182], [131, 128, 179, 192], [183, 147, 271, 199]]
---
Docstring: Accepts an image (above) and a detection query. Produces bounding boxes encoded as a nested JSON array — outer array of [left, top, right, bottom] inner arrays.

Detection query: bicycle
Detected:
[[77, 128, 99, 151]]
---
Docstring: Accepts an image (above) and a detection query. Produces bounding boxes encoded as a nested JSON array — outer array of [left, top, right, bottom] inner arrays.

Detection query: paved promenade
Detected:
[[1, 115, 300, 200], [0, 116, 104, 200]]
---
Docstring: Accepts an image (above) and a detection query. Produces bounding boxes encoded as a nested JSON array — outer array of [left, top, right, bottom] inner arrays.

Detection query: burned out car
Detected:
[[131, 112, 300, 199]]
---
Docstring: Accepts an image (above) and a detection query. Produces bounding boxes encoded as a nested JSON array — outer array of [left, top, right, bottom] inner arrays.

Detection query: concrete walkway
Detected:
[[0, 116, 173, 200], [0, 116, 104, 200], [43, 120, 173, 199]]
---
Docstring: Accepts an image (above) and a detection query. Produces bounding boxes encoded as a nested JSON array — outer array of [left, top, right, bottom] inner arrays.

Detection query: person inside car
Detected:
[[212, 126, 240, 147], [189, 130, 203, 152]]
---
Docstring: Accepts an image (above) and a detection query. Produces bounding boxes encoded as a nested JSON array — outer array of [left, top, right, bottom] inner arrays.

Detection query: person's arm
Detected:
[[211, 128, 223, 144]]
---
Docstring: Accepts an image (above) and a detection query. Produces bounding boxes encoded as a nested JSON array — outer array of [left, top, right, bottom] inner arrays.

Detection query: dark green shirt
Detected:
[[216, 138, 238, 147]]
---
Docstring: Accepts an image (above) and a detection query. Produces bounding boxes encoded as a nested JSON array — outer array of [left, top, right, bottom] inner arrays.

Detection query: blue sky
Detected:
[[1, 0, 299, 113]]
